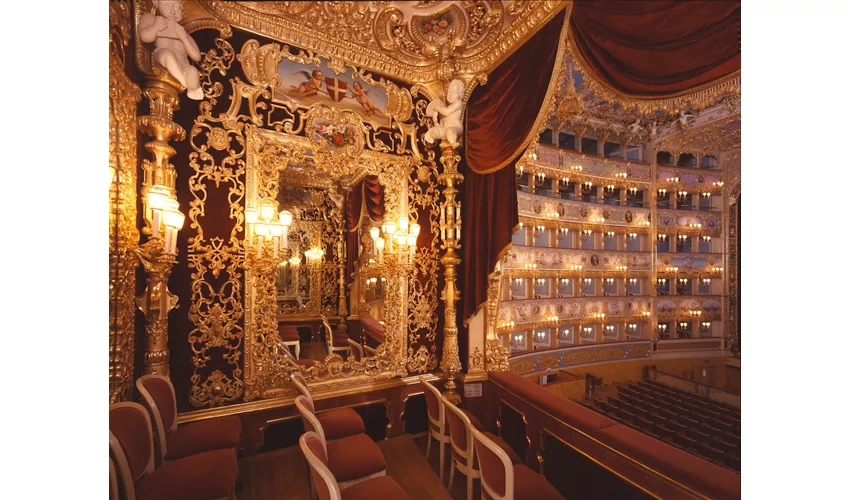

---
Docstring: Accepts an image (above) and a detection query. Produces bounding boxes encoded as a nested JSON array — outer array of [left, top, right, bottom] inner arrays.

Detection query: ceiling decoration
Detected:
[[188, 1, 567, 84]]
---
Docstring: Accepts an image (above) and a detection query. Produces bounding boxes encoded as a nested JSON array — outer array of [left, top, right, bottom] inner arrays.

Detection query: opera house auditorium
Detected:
[[99, 0, 812, 498]]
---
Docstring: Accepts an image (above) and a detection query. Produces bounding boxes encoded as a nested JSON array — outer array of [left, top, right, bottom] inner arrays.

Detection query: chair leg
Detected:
[[426, 432, 432, 461], [439, 441, 446, 483], [448, 459, 456, 490]]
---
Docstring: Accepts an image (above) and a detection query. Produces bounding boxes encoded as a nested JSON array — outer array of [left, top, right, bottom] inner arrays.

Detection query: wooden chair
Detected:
[[442, 396, 522, 500], [109, 457, 119, 500], [291, 372, 366, 440], [470, 426, 563, 500], [347, 338, 365, 361], [109, 402, 238, 500], [136, 375, 241, 464], [278, 324, 302, 359], [421, 376, 451, 483], [294, 396, 387, 490], [321, 315, 351, 359], [299, 431, 409, 500]]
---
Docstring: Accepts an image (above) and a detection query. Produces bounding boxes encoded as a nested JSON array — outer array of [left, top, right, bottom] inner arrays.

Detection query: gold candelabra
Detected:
[[134, 68, 188, 377], [437, 141, 463, 405]]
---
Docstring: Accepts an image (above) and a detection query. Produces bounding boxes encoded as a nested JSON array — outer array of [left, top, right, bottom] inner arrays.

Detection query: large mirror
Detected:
[[243, 124, 418, 399]]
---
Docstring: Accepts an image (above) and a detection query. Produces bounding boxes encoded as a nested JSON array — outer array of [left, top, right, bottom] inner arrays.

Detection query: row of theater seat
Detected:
[[585, 380, 740, 471], [420, 377, 564, 500], [289, 372, 410, 499], [108, 375, 243, 500]]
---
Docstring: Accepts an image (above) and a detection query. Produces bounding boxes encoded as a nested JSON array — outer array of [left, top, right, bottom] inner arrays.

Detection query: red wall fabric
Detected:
[[460, 9, 566, 322], [570, 1, 740, 97]]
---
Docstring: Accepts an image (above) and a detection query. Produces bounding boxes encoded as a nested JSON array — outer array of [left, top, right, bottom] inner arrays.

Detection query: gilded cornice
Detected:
[[193, 1, 569, 84], [656, 114, 741, 157]]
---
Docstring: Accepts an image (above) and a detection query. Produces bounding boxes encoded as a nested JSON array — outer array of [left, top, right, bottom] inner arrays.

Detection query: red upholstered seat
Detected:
[[326, 433, 387, 482], [109, 402, 238, 500], [278, 326, 301, 342], [318, 407, 367, 441], [135, 448, 238, 500], [332, 332, 350, 347], [341, 475, 409, 500], [165, 416, 242, 461], [137, 375, 241, 462]]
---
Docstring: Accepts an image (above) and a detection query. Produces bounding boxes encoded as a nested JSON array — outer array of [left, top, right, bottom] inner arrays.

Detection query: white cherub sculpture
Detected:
[[677, 110, 692, 130], [423, 79, 465, 148], [627, 118, 642, 136], [139, 0, 203, 100], [648, 121, 658, 139]]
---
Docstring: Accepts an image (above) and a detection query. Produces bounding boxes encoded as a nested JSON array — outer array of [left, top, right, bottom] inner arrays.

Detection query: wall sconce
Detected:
[[547, 315, 559, 323], [678, 278, 689, 284], [560, 278, 570, 285], [247, 199, 292, 259], [658, 188, 668, 197], [581, 229, 593, 239], [605, 231, 615, 238], [536, 278, 546, 286], [499, 320, 516, 329], [628, 233, 637, 240], [605, 278, 615, 285], [700, 321, 711, 330], [667, 176, 680, 183], [628, 278, 638, 284], [374, 217, 420, 264], [701, 235, 711, 241], [702, 278, 711, 285], [657, 324, 668, 333], [145, 184, 186, 255], [710, 266, 724, 273], [702, 192, 711, 198], [677, 191, 688, 199], [627, 187, 638, 197], [615, 265, 627, 271], [571, 165, 583, 172], [615, 172, 628, 180], [605, 184, 615, 195], [582, 181, 593, 192], [712, 181, 724, 188], [657, 278, 667, 284], [657, 234, 667, 241], [558, 227, 569, 236], [591, 312, 606, 320], [535, 172, 546, 184], [559, 177, 570, 189], [569, 264, 583, 271], [535, 225, 545, 234], [582, 327, 593, 336], [688, 223, 702, 229], [640, 220, 651, 226], [642, 311, 651, 317], [513, 334, 524, 347], [516, 164, 524, 179], [304, 246, 325, 265]]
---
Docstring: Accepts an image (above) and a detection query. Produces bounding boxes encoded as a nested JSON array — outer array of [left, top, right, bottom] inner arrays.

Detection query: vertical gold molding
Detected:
[[438, 142, 464, 404], [135, 69, 186, 377], [109, 0, 141, 402]]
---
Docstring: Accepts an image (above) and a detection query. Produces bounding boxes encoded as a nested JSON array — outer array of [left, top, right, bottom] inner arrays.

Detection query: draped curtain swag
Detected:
[[460, 8, 568, 323], [569, 0, 740, 97]]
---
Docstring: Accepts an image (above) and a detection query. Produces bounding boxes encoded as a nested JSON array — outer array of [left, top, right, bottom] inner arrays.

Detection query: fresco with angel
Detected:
[[274, 58, 391, 126]]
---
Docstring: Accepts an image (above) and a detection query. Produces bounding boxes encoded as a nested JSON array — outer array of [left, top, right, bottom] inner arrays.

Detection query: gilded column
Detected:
[[135, 68, 186, 376], [109, 0, 141, 401], [438, 141, 464, 404]]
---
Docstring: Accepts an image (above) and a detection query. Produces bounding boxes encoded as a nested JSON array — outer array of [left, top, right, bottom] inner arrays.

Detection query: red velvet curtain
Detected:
[[460, 8, 566, 322], [570, 1, 740, 96], [346, 176, 384, 284]]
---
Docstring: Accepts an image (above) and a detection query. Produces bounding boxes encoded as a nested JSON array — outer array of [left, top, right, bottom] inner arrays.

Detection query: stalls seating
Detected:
[[321, 315, 351, 358], [471, 426, 563, 500], [300, 431, 410, 500], [442, 395, 522, 500], [278, 325, 302, 359], [291, 372, 366, 440], [295, 396, 387, 490], [109, 402, 238, 500], [136, 375, 241, 463]]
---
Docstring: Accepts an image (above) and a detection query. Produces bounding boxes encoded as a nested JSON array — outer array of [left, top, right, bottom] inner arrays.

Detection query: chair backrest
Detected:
[[299, 431, 342, 500], [347, 338, 364, 361], [291, 371, 313, 405], [280, 342, 299, 367], [136, 374, 178, 461], [320, 315, 335, 356], [420, 376, 445, 432], [442, 395, 473, 459], [295, 395, 327, 454], [109, 456, 119, 500], [471, 426, 515, 500], [109, 402, 157, 500]]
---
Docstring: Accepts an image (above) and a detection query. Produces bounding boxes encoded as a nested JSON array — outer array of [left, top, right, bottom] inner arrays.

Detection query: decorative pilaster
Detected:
[[485, 270, 510, 372], [438, 141, 464, 405], [135, 68, 187, 377]]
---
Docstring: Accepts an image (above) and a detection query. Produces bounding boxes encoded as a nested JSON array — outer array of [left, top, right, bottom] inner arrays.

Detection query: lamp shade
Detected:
[[279, 210, 293, 226], [162, 208, 185, 229], [245, 208, 259, 224], [370, 226, 380, 240], [254, 222, 270, 237], [385, 221, 396, 235], [259, 198, 277, 221], [409, 223, 421, 237], [269, 222, 283, 237], [146, 185, 170, 211], [398, 216, 409, 233], [376, 237, 385, 251]]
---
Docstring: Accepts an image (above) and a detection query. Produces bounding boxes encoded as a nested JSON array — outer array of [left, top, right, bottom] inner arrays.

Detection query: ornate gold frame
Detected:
[[243, 126, 420, 400]]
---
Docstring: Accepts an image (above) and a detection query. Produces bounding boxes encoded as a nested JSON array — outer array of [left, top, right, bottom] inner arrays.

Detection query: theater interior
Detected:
[[103, 1, 753, 498]]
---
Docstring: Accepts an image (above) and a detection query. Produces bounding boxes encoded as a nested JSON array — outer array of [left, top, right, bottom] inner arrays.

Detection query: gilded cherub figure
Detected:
[[139, 0, 203, 100], [424, 79, 465, 148]]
